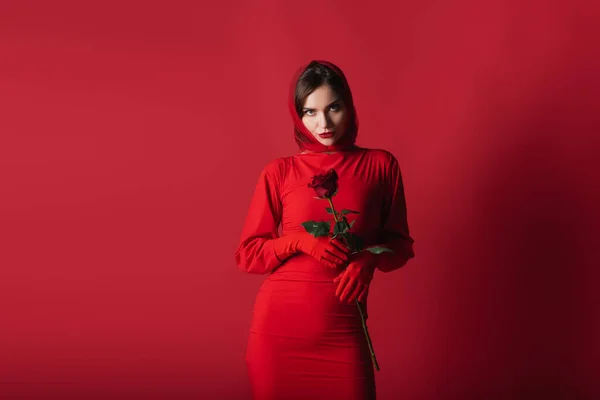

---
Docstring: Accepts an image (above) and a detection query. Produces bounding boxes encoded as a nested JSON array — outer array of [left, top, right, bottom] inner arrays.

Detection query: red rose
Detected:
[[308, 169, 339, 199]]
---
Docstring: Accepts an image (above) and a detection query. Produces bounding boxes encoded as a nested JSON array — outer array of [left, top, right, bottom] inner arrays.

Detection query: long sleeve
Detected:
[[372, 154, 415, 273], [234, 161, 284, 274]]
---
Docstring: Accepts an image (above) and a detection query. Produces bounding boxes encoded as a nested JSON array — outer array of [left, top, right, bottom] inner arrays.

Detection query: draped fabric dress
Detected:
[[234, 147, 415, 400]]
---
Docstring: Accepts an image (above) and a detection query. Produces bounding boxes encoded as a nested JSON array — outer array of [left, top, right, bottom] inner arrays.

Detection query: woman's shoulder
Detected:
[[355, 146, 399, 165], [264, 154, 294, 170], [257, 155, 293, 182]]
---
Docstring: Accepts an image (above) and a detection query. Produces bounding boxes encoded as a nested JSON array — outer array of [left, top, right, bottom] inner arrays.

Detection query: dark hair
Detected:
[[294, 61, 354, 118], [290, 60, 358, 148]]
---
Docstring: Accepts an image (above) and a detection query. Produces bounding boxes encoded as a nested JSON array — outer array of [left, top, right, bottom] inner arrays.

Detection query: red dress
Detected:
[[235, 147, 415, 400]]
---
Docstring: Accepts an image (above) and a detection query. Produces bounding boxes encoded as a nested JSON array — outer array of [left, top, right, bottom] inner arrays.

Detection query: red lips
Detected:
[[318, 132, 334, 138]]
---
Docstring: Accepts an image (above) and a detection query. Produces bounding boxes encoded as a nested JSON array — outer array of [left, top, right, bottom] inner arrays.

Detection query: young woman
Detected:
[[234, 60, 415, 399]]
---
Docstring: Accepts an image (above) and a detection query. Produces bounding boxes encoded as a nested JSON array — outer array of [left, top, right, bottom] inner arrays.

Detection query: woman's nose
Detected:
[[317, 112, 330, 128]]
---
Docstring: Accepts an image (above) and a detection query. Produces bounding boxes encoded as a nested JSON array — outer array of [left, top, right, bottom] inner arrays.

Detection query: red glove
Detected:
[[272, 232, 350, 269], [334, 251, 378, 303]]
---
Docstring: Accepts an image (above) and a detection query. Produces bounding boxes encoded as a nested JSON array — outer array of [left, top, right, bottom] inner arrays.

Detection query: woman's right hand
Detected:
[[298, 235, 350, 268], [272, 232, 350, 268]]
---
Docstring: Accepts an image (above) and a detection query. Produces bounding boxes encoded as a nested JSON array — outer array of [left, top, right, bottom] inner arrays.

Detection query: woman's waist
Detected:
[[256, 256, 369, 317], [268, 254, 344, 282], [251, 276, 366, 337]]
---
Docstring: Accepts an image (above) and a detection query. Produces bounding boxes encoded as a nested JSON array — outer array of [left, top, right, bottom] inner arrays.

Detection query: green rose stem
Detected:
[[326, 197, 339, 224], [356, 296, 380, 372], [327, 197, 380, 372]]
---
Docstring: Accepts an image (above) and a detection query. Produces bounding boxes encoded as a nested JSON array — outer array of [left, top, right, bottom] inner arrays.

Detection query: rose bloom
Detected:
[[308, 169, 338, 199]]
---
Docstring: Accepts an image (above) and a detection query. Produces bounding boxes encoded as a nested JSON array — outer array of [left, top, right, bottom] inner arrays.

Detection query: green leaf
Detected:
[[345, 232, 365, 252], [325, 207, 334, 214], [365, 246, 394, 254], [333, 219, 350, 236], [340, 209, 360, 215], [340, 217, 355, 233], [301, 220, 331, 237], [333, 230, 345, 240]]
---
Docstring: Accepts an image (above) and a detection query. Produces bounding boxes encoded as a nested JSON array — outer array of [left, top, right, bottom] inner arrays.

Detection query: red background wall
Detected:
[[1, 1, 598, 399]]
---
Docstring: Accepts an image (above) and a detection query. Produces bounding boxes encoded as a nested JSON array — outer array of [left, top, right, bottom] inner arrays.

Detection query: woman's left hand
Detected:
[[333, 251, 377, 303]]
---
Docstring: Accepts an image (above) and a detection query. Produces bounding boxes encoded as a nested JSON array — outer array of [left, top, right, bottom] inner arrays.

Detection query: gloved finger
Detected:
[[335, 271, 351, 298], [347, 283, 364, 303], [324, 246, 349, 262], [339, 277, 358, 302], [329, 239, 351, 253], [322, 253, 346, 267], [324, 254, 347, 266], [333, 271, 344, 283], [319, 257, 338, 269], [358, 285, 369, 302]]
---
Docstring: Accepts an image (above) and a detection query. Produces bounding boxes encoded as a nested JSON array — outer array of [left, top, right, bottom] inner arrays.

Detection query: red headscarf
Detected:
[[288, 60, 359, 153]]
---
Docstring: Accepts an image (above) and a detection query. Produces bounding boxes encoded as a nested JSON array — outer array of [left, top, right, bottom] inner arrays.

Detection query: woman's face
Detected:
[[301, 85, 348, 146]]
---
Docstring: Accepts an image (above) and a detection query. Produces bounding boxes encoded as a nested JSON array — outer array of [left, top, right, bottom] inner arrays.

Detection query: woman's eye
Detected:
[[304, 110, 315, 116], [329, 104, 340, 111]]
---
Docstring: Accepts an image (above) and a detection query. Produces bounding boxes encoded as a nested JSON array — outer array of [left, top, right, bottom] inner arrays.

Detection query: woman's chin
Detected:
[[318, 139, 335, 146], [315, 136, 338, 146]]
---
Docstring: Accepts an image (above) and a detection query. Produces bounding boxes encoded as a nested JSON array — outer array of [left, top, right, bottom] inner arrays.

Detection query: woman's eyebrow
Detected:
[[302, 99, 341, 111]]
